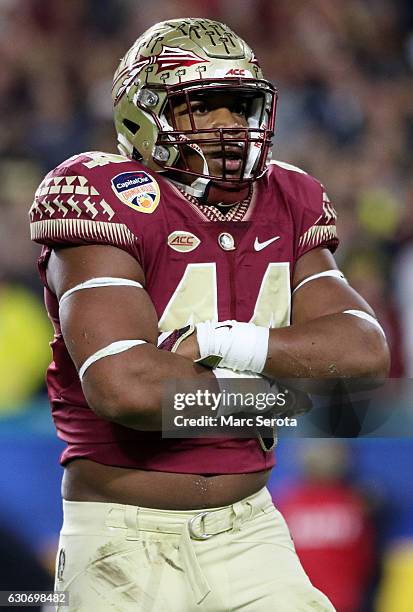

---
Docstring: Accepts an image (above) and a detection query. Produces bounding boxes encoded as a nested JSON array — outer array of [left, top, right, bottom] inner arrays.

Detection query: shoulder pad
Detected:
[[29, 152, 161, 258], [267, 159, 323, 204], [269, 160, 308, 175], [268, 160, 338, 256]]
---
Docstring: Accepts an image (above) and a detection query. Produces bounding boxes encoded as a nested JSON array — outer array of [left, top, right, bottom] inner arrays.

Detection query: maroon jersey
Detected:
[[30, 152, 338, 473]]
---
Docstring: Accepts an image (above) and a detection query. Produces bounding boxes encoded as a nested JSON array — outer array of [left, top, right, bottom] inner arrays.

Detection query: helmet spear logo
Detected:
[[113, 46, 208, 105]]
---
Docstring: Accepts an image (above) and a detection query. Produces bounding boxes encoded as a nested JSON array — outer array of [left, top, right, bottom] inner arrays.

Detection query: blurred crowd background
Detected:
[[0, 1, 412, 610]]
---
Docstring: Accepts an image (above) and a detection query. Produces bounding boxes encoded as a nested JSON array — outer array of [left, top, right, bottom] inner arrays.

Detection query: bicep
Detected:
[[291, 247, 375, 325], [47, 244, 159, 372]]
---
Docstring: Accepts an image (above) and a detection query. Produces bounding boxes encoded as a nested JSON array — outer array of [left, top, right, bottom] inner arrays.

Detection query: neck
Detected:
[[202, 181, 251, 206]]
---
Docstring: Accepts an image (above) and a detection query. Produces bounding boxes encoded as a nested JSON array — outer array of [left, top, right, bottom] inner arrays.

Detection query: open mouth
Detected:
[[207, 146, 245, 174]]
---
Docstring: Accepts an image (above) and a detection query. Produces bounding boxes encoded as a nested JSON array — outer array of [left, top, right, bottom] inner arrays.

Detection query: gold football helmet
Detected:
[[113, 18, 277, 195]]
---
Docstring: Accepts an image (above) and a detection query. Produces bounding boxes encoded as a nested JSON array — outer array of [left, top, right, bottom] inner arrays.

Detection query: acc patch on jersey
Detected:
[[111, 171, 160, 213], [168, 231, 200, 252]]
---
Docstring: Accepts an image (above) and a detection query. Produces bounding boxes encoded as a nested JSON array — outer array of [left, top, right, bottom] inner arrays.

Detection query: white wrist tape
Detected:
[[213, 367, 263, 380], [60, 277, 143, 304], [293, 270, 347, 295], [196, 320, 269, 373], [342, 310, 386, 337], [79, 339, 146, 381]]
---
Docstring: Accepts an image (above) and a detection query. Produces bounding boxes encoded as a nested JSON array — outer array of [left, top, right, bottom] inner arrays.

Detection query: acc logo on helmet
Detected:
[[225, 68, 246, 76]]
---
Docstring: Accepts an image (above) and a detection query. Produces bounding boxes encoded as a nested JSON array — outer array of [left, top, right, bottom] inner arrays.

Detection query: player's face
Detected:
[[168, 91, 251, 180]]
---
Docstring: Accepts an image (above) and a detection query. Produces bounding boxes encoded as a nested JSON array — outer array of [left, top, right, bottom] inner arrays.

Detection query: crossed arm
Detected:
[[47, 244, 390, 430]]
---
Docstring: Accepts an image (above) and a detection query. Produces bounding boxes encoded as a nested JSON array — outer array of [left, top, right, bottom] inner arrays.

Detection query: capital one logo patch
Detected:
[[168, 231, 200, 253], [111, 171, 160, 213]]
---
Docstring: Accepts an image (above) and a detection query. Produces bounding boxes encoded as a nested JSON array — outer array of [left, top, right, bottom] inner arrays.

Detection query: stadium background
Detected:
[[0, 1, 412, 610]]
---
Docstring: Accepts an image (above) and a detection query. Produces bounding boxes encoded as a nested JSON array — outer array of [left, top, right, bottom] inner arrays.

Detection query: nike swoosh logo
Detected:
[[254, 236, 280, 251]]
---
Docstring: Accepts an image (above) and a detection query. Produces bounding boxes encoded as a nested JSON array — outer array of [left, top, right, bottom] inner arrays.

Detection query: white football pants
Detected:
[[55, 487, 335, 611]]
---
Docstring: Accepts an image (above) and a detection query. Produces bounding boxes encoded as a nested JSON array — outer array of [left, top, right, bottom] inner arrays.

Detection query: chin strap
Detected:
[[162, 123, 211, 198], [175, 145, 211, 197], [171, 175, 210, 199]]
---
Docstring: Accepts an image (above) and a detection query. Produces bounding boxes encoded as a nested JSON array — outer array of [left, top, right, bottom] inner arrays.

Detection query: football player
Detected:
[[30, 18, 389, 612]]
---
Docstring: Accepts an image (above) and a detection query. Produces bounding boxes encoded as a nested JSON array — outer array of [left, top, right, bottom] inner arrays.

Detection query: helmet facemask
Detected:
[[152, 79, 276, 192]]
